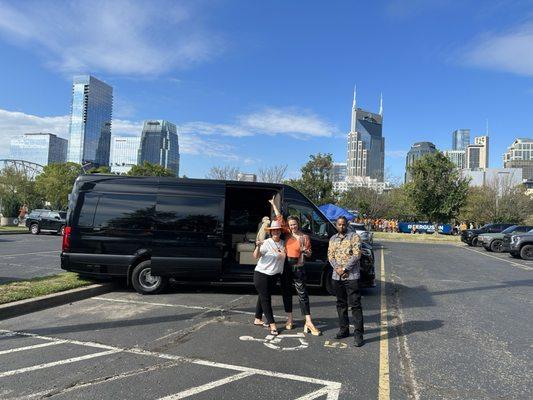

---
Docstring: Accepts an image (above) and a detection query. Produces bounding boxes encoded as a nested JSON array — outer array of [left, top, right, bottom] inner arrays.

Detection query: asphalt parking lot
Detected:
[[0, 238, 532, 399], [0, 233, 62, 283]]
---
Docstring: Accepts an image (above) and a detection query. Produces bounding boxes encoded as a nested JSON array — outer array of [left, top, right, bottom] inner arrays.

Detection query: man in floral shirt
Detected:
[[327, 216, 364, 347]]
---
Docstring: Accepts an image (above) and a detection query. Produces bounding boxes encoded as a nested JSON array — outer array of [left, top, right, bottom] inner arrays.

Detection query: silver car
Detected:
[[349, 223, 374, 245]]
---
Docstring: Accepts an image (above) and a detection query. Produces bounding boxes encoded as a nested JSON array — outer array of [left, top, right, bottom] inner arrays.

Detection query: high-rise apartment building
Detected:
[[138, 120, 180, 175], [67, 75, 113, 167], [346, 89, 385, 181], [466, 135, 489, 170], [9, 133, 68, 166], [444, 150, 466, 169], [110, 136, 141, 174], [404, 142, 437, 182], [452, 129, 470, 151], [503, 138, 532, 180]]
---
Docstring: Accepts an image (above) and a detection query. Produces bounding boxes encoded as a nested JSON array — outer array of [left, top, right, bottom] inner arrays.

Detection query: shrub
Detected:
[[1, 194, 22, 218]]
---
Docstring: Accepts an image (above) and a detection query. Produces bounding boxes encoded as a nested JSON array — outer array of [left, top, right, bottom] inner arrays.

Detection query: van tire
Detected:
[[322, 268, 335, 296], [131, 260, 168, 295], [520, 245, 533, 261], [490, 240, 503, 253]]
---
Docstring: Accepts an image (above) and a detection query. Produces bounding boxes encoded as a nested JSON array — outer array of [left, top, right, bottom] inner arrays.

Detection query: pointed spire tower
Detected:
[[379, 92, 383, 116], [350, 85, 357, 132]]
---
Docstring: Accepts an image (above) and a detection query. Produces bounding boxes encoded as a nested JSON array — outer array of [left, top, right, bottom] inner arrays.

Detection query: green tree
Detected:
[[127, 161, 176, 177], [1, 193, 22, 218], [0, 166, 44, 209], [338, 187, 390, 219], [384, 186, 419, 220], [285, 153, 335, 205], [35, 162, 82, 210], [406, 152, 469, 223]]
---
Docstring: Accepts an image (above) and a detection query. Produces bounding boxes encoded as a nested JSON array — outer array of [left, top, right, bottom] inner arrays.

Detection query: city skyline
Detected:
[[0, 1, 531, 180]]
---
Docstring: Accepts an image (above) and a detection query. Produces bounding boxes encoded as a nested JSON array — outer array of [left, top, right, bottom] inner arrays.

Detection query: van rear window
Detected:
[[77, 193, 99, 227]]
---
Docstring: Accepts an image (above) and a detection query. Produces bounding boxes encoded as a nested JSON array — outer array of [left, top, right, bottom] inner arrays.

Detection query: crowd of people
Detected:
[[252, 197, 365, 347]]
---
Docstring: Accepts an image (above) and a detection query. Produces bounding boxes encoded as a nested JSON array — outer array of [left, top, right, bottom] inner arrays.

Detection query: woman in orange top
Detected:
[[269, 197, 321, 336]]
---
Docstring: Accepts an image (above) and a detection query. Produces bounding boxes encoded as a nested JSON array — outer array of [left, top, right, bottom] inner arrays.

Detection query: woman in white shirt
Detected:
[[252, 220, 286, 335]]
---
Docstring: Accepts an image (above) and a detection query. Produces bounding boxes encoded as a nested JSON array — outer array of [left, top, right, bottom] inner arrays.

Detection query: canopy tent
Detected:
[[318, 204, 356, 221]]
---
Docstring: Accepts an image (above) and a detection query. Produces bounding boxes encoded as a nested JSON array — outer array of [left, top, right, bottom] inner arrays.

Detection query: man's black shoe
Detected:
[[354, 335, 364, 347], [335, 330, 349, 339]]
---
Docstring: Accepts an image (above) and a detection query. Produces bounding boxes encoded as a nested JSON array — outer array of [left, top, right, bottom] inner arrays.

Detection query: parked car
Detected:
[[460, 223, 515, 246], [61, 175, 375, 294], [349, 222, 374, 245], [25, 209, 66, 235], [506, 230, 533, 260], [479, 225, 533, 253]]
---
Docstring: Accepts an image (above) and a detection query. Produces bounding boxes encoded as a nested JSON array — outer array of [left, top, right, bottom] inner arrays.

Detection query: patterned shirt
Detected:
[[328, 231, 361, 280]]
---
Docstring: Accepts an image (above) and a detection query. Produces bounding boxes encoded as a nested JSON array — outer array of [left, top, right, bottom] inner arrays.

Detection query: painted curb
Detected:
[[0, 283, 115, 321]]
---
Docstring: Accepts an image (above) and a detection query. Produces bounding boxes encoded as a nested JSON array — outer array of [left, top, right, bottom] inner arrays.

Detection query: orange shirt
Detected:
[[275, 215, 312, 258]]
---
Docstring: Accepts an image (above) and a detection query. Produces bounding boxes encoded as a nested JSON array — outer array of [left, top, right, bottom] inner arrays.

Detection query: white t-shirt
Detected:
[[254, 238, 286, 275]]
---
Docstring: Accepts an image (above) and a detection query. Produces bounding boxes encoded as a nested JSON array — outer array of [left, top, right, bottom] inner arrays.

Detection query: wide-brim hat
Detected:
[[265, 220, 283, 230]]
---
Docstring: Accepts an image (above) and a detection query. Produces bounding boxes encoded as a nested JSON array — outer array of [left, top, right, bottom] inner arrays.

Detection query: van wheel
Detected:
[[471, 237, 478, 247], [520, 245, 533, 261], [131, 260, 167, 294], [490, 240, 503, 253], [30, 224, 40, 235], [322, 269, 335, 296]]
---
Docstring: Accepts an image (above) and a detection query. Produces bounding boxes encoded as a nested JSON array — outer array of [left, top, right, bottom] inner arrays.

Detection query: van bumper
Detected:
[[61, 252, 128, 277]]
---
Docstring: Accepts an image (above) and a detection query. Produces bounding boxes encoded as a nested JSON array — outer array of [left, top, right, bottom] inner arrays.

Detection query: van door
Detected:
[[152, 183, 225, 279]]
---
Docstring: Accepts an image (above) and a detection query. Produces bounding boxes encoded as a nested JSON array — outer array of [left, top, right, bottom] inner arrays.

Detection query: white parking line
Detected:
[[0, 329, 341, 399], [0, 340, 66, 355], [93, 296, 285, 318], [159, 371, 254, 399], [461, 246, 533, 271], [0, 350, 120, 378]]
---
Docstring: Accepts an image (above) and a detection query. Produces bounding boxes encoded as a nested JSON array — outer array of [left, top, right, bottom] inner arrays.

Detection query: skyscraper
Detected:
[[452, 129, 470, 151], [405, 142, 437, 182], [444, 150, 466, 169], [67, 75, 113, 166], [331, 162, 347, 182], [10, 133, 68, 166], [466, 136, 489, 170], [346, 88, 385, 181], [110, 136, 141, 174], [138, 120, 180, 175], [504, 138, 533, 180]]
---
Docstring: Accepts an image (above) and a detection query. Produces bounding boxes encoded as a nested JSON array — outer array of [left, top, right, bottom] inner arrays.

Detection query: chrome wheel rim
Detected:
[[139, 268, 161, 290], [524, 247, 533, 260], [31, 225, 38, 234]]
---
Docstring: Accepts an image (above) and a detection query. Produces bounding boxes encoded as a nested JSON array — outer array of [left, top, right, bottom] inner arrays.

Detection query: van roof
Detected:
[[75, 174, 285, 189]]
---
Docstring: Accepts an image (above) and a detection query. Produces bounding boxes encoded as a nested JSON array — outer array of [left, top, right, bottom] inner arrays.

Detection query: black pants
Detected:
[[333, 279, 364, 336], [291, 267, 311, 316], [255, 266, 293, 324]]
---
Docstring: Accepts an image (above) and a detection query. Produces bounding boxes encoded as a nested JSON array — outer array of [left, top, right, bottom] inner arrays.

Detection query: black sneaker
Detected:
[[354, 335, 364, 347], [335, 330, 349, 339]]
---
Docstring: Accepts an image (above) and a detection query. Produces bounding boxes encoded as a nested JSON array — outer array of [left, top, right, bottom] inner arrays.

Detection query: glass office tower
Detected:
[[452, 129, 470, 151], [405, 142, 437, 182], [138, 120, 180, 175], [10, 133, 68, 166], [67, 75, 113, 166], [110, 136, 141, 174]]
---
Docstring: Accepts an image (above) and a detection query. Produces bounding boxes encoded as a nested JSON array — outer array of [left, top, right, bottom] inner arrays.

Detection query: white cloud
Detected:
[[460, 22, 533, 76], [0, 0, 224, 76]]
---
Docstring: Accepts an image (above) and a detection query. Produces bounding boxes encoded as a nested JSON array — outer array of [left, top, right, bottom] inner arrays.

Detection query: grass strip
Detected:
[[0, 273, 95, 304], [0, 226, 27, 232], [373, 231, 461, 243]]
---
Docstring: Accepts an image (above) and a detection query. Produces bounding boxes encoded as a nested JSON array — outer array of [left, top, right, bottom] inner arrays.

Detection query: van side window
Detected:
[[287, 204, 328, 237], [77, 193, 99, 227], [93, 194, 156, 230], [157, 195, 222, 233]]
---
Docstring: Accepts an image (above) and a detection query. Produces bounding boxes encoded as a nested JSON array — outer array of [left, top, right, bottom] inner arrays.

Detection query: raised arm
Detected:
[[268, 195, 281, 217]]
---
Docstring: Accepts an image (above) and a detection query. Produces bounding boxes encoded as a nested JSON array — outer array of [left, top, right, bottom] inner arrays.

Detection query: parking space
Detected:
[[1, 240, 532, 399], [458, 243, 533, 271], [0, 234, 62, 283]]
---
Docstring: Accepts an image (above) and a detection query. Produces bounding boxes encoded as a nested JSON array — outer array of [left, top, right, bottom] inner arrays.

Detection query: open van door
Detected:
[[152, 182, 225, 280]]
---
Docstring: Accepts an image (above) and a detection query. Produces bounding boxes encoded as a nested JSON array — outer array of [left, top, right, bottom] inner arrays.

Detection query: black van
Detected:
[[61, 175, 375, 294]]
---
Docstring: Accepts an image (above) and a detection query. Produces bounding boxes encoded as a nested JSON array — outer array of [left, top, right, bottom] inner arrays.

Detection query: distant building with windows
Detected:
[[110, 136, 141, 174], [404, 142, 437, 183], [503, 138, 533, 180], [9, 133, 68, 166], [466, 136, 489, 170], [444, 150, 466, 169], [237, 173, 257, 182], [334, 176, 391, 194], [331, 162, 347, 182], [461, 168, 522, 188], [452, 129, 470, 151], [138, 120, 180, 175], [67, 75, 113, 167]]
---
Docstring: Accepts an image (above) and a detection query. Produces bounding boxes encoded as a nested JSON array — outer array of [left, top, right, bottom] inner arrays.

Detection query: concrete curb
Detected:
[[0, 230, 29, 235], [0, 283, 115, 321]]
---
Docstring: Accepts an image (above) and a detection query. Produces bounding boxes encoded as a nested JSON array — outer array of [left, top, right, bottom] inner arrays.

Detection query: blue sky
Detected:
[[0, 0, 531, 181]]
